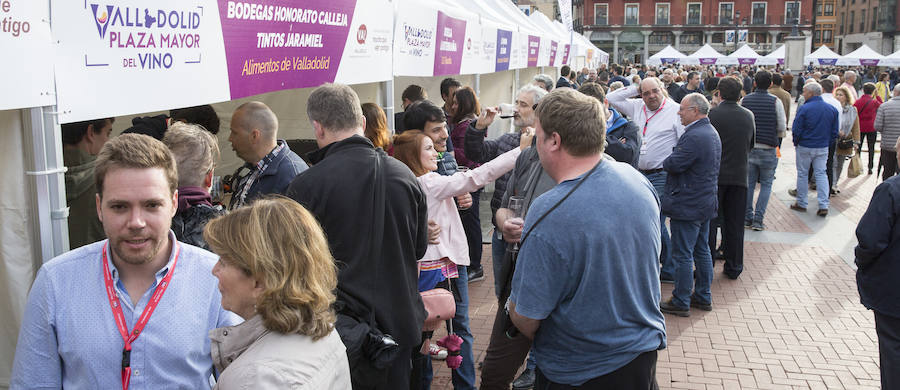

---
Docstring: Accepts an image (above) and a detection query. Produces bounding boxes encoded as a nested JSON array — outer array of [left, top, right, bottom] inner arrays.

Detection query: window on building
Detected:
[[850, 10, 855, 33], [719, 2, 734, 24], [687, 3, 701, 25], [785, 2, 801, 25], [873, 7, 878, 30], [824, 3, 834, 16], [712, 32, 725, 43], [861, 9, 866, 31], [840, 13, 845, 34], [814, 29, 821, 43], [751, 2, 766, 24], [681, 32, 702, 45], [594, 4, 608, 25], [625, 3, 639, 25], [656, 3, 670, 25], [649, 32, 672, 45], [823, 25, 833, 43], [816, 3, 822, 16]]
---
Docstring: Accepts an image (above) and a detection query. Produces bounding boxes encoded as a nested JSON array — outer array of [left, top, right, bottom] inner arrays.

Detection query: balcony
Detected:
[[875, 1, 897, 32]]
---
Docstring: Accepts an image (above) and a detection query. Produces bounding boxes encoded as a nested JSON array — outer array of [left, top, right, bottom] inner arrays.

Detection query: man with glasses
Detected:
[[608, 77, 685, 283], [659, 93, 722, 317]]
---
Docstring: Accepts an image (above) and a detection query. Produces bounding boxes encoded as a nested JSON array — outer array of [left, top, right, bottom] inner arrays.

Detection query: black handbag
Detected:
[[838, 137, 855, 150]]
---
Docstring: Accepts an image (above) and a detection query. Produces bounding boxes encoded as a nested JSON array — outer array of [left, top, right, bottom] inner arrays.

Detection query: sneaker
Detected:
[[467, 267, 484, 283], [660, 298, 690, 317], [790, 203, 807, 212], [751, 221, 766, 231], [744, 220, 753, 229], [512, 367, 535, 390], [817, 208, 829, 217], [429, 343, 447, 360], [690, 297, 713, 311], [788, 188, 798, 197]]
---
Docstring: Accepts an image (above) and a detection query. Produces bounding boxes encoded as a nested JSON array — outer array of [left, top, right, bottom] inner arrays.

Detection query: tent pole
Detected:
[[381, 80, 396, 134], [475, 74, 481, 96], [22, 105, 69, 264], [512, 68, 520, 134]]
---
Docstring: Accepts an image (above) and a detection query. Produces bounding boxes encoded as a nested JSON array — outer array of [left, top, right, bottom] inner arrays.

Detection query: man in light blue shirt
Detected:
[[11, 133, 239, 389], [509, 88, 666, 388]]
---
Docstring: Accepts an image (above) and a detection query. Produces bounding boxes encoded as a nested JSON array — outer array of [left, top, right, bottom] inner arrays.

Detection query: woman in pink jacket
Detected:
[[393, 129, 532, 389]]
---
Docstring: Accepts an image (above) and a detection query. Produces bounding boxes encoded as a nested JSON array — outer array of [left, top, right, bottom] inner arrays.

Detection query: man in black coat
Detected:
[[855, 138, 900, 390], [707, 76, 755, 279], [556, 65, 573, 89], [286, 83, 428, 389]]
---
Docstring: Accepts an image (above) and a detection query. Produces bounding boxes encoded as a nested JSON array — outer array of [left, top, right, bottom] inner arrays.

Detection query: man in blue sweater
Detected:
[[790, 82, 839, 216]]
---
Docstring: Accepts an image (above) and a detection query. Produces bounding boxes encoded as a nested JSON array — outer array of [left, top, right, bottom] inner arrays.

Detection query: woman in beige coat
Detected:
[[205, 197, 350, 389], [834, 85, 861, 192]]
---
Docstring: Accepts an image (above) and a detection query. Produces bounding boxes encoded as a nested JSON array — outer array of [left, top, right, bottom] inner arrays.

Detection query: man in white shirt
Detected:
[[820, 78, 842, 195], [608, 77, 685, 283]]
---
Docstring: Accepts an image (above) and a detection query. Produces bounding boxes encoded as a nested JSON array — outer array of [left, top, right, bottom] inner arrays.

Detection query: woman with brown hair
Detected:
[[205, 196, 350, 389], [393, 129, 531, 389], [362, 102, 391, 149]]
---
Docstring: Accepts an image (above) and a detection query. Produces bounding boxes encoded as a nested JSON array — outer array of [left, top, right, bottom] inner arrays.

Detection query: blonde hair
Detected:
[[163, 122, 220, 187], [95, 133, 178, 196], [834, 85, 856, 106], [204, 196, 338, 339]]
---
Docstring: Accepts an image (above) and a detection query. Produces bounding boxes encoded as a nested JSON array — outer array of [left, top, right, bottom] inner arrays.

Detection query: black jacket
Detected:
[[708, 101, 755, 187], [172, 204, 225, 250], [855, 175, 900, 317], [286, 135, 428, 348], [229, 140, 308, 209], [662, 117, 722, 221], [605, 108, 641, 168], [556, 77, 573, 89]]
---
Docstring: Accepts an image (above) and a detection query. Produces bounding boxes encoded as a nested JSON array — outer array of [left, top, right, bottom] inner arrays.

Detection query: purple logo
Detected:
[[527, 35, 539, 67], [818, 58, 838, 65], [699, 58, 717, 65], [738, 58, 756, 65], [562, 44, 570, 64], [90, 4, 115, 39], [495, 29, 511, 71], [860, 59, 880, 66], [433, 11, 466, 76], [549, 40, 557, 66]]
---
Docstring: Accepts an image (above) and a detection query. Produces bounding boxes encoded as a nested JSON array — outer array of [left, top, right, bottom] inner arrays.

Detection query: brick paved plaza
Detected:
[[431, 137, 884, 389]]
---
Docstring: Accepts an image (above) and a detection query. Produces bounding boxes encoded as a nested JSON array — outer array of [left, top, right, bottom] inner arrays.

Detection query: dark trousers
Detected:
[[459, 189, 483, 271], [861, 132, 877, 171], [882, 150, 898, 181], [479, 301, 533, 390], [875, 311, 900, 390], [708, 185, 746, 278], [533, 350, 659, 390]]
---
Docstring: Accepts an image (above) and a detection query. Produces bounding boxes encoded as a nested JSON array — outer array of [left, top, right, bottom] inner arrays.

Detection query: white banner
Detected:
[[1, 0, 54, 110], [334, 1, 394, 85], [393, 3, 437, 76]]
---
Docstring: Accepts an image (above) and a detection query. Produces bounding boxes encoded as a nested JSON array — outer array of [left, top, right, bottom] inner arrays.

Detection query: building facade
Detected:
[[579, 0, 814, 64], [814, 0, 838, 50], [835, 0, 899, 55]]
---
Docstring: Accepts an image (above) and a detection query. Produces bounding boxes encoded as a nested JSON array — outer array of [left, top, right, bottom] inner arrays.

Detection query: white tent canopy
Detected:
[[719, 44, 761, 65], [882, 49, 900, 67], [804, 45, 841, 65], [682, 44, 725, 65], [757, 45, 785, 66], [836, 44, 885, 66], [647, 45, 686, 66]]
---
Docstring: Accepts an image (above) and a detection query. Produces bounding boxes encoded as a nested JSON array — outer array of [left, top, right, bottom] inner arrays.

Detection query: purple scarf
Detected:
[[177, 186, 213, 213]]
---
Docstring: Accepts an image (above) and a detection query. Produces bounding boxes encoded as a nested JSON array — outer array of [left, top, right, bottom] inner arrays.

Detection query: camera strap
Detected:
[[519, 159, 601, 249]]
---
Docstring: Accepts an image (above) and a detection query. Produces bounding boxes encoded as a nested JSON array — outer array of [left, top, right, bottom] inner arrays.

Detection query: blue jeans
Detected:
[[644, 171, 673, 278], [670, 219, 713, 309], [491, 233, 507, 299], [795, 146, 830, 209], [422, 266, 476, 390], [746, 148, 778, 224]]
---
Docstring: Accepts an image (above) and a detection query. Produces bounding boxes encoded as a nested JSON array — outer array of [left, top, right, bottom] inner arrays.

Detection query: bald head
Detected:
[[640, 77, 666, 111], [233, 101, 278, 141]]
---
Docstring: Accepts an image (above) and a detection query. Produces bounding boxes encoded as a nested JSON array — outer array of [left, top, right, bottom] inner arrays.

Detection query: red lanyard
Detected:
[[102, 242, 180, 390], [642, 99, 667, 136]]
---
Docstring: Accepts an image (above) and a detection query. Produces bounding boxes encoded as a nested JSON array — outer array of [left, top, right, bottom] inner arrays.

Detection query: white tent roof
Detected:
[[757, 45, 785, 66], [836, 44, 885, 66], [682, 44, 725, 65], [719, 44, 761, 65], [804, 45, 841, 65], [882, 48, 900, 67], [647, 45, 685, 66]]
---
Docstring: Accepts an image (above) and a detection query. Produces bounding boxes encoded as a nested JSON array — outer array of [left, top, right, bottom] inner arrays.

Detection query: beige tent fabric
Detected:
[[0, 109, 37, 389]]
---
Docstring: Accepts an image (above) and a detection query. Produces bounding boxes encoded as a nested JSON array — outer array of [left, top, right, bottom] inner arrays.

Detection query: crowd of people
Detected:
[[8, 58, 900, 390]]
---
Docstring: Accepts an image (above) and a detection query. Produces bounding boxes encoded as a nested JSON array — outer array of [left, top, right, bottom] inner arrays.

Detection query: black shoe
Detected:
[[714, 250, 726, 261], [788, 188, 798, 197], [690, 297, 713, 311], [817, 208, 829, 217], [467, 267, 484, 283], [723, 271, 739, 280], [660, 298, 690, 317], [868, 169, 873, 175], [512, 367, 535, 390]]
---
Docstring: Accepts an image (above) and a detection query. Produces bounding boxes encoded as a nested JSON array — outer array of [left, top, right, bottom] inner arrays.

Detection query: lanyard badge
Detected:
[[102, 242, 180, 390]]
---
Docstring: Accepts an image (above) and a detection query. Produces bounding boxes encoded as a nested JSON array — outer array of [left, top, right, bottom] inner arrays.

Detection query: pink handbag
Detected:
[[420, 288, 456, 332]]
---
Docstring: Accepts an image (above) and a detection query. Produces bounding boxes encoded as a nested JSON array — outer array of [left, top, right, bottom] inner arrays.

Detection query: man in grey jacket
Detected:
[[875, 85, 900, 180]]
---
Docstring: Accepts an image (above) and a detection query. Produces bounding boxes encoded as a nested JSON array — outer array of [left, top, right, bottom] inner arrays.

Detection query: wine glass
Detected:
[[507, 196, 525, 253]]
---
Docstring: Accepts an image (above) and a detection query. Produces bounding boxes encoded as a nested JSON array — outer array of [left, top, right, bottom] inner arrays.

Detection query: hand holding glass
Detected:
[[507, 196, 525, 253]]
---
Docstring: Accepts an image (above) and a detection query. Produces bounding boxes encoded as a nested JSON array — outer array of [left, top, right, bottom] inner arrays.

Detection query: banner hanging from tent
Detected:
[[1, 0, 54, 110], [52, 0, 391, 123]]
